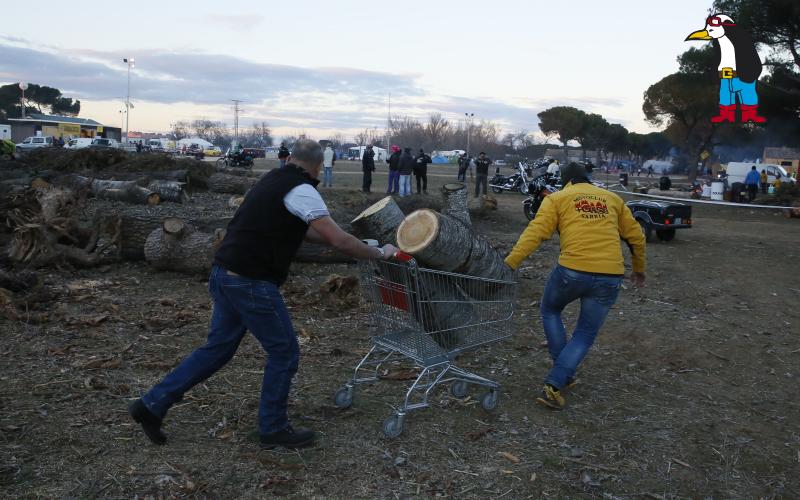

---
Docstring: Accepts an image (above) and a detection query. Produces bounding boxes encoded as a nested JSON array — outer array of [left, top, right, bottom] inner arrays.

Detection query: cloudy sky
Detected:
[[1, 0, 711, 140]]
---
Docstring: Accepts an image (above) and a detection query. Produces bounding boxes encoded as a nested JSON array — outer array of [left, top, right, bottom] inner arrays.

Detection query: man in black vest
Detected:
[[361, 145, 375, 193], [414, 148, 431, 194], [129, 139, 399, 450]]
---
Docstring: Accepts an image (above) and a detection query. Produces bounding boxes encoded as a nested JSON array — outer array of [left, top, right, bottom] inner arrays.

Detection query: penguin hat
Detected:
[[686, 13, 765, 124]]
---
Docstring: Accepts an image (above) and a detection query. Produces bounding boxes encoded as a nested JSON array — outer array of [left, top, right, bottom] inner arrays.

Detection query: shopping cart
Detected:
[[332, 251, 516, 437]]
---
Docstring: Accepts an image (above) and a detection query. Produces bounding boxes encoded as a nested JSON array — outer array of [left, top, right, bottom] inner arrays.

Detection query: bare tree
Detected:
[[424, 113, 450, 150], [354, 129, 369, 146]]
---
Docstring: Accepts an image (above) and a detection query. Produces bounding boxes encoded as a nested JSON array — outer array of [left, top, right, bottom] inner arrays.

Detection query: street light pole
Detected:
[[19, 82, 28, 119], [464, 112, 474, 156], [123, 58, 135, 143]]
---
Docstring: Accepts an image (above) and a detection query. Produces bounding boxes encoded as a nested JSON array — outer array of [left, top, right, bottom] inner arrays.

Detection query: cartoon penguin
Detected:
[[686, 14, 766, 123]]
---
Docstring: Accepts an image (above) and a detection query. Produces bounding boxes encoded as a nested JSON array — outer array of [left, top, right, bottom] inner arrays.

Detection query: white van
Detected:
[[66, 138, 93, 149], [725, 162, 795, 185]]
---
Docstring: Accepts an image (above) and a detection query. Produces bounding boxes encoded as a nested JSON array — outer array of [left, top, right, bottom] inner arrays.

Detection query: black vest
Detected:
[[214, 164, 319, 285]]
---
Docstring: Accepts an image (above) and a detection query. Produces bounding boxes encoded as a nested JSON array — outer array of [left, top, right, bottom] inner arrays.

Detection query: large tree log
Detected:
[[440, 183, 471, 226], [214, 166, 261, 177], [396, 209, 512, 282], [119, 214, 231, 261], [142, 219, 355, 273], [208, 173, 256, 194], [62, 175, 160, 205], [294, 243, 355, 264], [144, 218, 223, 273], [147, 180, 190, 204], [351, 196, 405, 246]]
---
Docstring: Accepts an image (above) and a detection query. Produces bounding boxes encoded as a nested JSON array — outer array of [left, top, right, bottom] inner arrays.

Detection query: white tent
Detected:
[[348, 145, 388, 162], [177, 137, 214, 149]]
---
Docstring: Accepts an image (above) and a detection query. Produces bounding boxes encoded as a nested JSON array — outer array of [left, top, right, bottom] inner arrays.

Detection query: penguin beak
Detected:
[[685, 29, 712, 41]]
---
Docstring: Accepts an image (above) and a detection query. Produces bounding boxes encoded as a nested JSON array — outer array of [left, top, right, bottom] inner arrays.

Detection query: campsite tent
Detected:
[[177, 137, 214, 149], [348, 145, 388, 162]]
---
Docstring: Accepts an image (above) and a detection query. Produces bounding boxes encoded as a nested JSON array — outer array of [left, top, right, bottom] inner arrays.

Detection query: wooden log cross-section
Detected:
[[350, 196, 405, 246], [147, 180, 190, 204], [397, 209, 512, 281]]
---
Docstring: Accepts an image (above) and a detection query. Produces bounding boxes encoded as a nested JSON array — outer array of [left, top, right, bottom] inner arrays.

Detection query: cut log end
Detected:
[[442, 183, 466, 192], [351, 196, 395, 224], [163, 217, 186, 235], [397, 209, 440, 254], [146, 193, 161, 206]]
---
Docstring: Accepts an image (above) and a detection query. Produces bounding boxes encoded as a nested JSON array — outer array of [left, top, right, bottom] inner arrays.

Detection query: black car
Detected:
[[626, 200, 692, 242]]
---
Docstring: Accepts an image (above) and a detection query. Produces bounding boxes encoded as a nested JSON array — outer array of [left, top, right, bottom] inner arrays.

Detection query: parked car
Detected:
[[89, 138, 121, 149], [204, 146, 223, 156], [66, 138, 94, 149], [626, 200, 692, 242], [16, 136, 53, 150]]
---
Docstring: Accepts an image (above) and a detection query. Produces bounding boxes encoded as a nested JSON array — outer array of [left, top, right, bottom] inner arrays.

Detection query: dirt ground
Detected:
[[2, 160, 799, 498]]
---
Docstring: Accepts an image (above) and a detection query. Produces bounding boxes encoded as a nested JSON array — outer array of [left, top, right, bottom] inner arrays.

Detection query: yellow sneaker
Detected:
[[536, 384, 565, 410]]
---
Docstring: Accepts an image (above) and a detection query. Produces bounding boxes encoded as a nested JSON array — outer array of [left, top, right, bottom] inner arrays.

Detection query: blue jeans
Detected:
[[323, 167, 333, 187], [387, 170, 400, 193], [540, 265, 622, 389], [142, 266, 299, 434], [399, 175, 412, 196], [279, 159, 286, 168], [719, 77, 758, 106]]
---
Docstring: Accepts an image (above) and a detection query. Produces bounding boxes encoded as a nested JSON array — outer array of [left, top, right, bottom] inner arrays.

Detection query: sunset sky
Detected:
[[1, 0, 712, 140]]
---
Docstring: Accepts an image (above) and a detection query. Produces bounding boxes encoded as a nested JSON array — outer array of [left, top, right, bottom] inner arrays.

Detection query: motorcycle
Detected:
[[523, 175, 559, 220], [490, 162, 533, 194], [216, 150, 254, 169]]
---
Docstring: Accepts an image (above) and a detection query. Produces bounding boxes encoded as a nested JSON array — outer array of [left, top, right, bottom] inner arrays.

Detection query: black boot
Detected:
[[260, 425, 316, 449], [129, 399, 167, 444]]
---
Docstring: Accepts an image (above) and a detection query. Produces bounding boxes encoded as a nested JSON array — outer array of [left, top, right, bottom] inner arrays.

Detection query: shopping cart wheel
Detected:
[[382, 414, 404, 438], [333, 386, 354, 409], [449, 381, 468, 398], [480, 390, 500, 411]]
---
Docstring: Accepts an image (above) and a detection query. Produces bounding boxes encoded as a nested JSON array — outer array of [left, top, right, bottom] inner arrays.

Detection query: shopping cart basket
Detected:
[[332, 251, 516, 437]]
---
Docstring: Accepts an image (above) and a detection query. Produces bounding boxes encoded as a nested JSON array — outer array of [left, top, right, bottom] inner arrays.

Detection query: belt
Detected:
[[719, 67, 737, 79]]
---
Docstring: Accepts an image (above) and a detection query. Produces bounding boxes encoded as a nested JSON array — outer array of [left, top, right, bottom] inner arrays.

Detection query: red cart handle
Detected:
[[392, 251, 414, 262]]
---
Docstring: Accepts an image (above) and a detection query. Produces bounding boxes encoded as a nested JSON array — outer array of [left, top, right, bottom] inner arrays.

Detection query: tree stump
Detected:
[[441, 183, 471, 226], [351, 196, 405, 245], [208, 173, 256, 194]]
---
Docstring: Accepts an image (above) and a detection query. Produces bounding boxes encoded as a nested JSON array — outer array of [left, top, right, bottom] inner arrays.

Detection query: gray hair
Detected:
[[291, 139, 324, 166]]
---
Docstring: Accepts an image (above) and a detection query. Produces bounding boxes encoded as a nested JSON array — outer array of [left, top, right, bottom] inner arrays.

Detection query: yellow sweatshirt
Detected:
[[505, 182, 646, 275]]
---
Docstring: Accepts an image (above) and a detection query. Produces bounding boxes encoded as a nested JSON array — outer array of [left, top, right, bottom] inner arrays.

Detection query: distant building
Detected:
[[763, 147, 800, 174], [8, 113, 121, 143]]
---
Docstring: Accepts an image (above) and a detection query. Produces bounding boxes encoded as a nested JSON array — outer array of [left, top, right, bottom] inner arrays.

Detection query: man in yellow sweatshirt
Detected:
[[505, 163, 646, 410]]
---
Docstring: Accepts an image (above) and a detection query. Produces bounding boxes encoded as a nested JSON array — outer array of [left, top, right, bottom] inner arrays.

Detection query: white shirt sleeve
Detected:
[[283, 184, 330, 223]]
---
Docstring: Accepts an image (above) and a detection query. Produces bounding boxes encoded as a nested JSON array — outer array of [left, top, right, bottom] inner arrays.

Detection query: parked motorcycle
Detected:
[[216, 150, 254, 169], [523, 175, 559, 220], [490, 162, 533, 194]]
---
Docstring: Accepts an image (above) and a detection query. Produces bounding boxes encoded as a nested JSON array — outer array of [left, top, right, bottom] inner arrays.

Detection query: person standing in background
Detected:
[[759, 169, 768, 194], [278, 142, 290, 168], [474, 152, 492, 197], [414, 148, 431, 194], [386, 145, 401, 194], [322, 144, 334, 187], [398, 147, 414, 197], [361, 145, 375, 193], [744, 165, 760, 202], [457, 153, 468, 182]]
